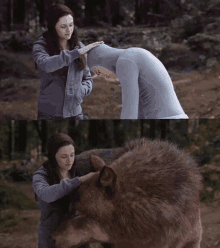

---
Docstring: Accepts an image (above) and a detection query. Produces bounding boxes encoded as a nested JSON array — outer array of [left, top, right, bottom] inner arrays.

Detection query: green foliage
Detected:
[[181, 15, 211, 39], [1, 33, 33, 53], [193, 146, 215, 165], [0, 179, 38, 211], [3, 168, 33, 182]]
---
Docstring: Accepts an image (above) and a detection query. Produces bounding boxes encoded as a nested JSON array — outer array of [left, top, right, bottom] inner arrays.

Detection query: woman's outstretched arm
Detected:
[[32, 43, 81, 73], [32, 41, 103, 73]]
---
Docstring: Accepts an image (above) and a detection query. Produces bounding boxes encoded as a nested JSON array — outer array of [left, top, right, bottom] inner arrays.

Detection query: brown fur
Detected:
[[52, 138, 203, 248]]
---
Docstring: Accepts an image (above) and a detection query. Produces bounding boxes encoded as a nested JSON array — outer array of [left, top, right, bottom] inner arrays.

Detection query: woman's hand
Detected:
[[78, 172, 96, 184], [78, 41, 104, 55]]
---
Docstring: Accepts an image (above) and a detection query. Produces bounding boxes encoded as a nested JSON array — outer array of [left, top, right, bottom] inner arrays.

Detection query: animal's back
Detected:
[[109, 138, 203, 247]]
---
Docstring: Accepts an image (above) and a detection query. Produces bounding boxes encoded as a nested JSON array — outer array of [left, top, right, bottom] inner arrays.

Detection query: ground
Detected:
[[0, 49, 220, 119], [0, 180, 220, 248]]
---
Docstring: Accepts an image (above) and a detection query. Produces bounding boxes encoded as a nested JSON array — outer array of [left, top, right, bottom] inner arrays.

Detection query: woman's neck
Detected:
[[59, 40, 70, 50], [60, 170, 71, 179], [87, 44, 124, 73]]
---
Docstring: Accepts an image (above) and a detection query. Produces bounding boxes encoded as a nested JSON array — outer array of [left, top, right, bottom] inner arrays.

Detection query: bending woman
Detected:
[[32, 132, 94, 248], [87, 44, 189, 119], [32, 4, 103, 120]]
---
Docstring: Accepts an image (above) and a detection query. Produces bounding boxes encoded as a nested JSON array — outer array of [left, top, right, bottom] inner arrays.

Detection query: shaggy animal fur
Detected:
[[53, 138, 203, 248]]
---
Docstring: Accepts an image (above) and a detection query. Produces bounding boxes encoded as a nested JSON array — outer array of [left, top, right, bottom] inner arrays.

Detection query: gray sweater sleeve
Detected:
[[81, 66, 93, 97], [32, 43, 81, 73], [32, 173, 81, 203], [80, 42, 93, 97]]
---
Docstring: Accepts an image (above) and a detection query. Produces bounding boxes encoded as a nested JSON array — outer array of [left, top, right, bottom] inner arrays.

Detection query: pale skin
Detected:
[[55, 14, 104, 54], [55, 144, 95, 182]]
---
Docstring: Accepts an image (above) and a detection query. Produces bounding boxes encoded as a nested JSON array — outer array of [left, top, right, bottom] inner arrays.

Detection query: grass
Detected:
[[0, 210, 17, 233], [0, 179, 38, 211], [0, 50, 38, 81], [0, 178, 39, 232]]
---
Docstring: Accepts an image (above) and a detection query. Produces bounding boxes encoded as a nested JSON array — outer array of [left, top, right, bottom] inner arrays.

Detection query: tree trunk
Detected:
[[160, 120, 169, 140], [140, 1, 152, 24], [8, 121, 12, 161], [33, 121, 47, 156], [14, 0, 25, 24], [84, 0, 95, 25], [105, 0, 112, 26], [110, 0, 123, 26], [135, 0, 140, 25], [68, 121, 82, 151], [88, 120, 110, 148], [34, 0, 46, 27], [106, 120, 115, 148], [14, 120, 27, 153], [41, 121, 47, 155], [149, 120, 156, 139], [7, 0, 14, 31], [113, 120, 125, 147], [65, 0, 84, 26]]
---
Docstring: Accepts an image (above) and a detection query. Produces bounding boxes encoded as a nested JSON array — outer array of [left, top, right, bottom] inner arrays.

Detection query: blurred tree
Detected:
[[34, 0, 52, 27], [34, 0, 45, 27], [68, 120, 82, 151], [14, 121, 27, 153], [135, 0, 141, 24], [14, 0, 26, 25], [8, 121, 12, 161], [7, 0, 13, 30], [53, 0, 65, 3], [88, 120, 112, 148], [113, 120, 125, 147], [167, 120, 189, 148], [110, 0, 124, 26], [33, 121, 48, 156], [159, 120, 169, 140], [105, 0, 112, 25], [65, 0, 84, 27], [149, 120, 156, 139], [84, 0, 105, 26]]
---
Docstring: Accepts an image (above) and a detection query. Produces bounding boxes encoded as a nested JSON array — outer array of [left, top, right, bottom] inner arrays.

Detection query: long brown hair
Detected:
[[34, 132, 76, 202], [35, 4, 86, 71]]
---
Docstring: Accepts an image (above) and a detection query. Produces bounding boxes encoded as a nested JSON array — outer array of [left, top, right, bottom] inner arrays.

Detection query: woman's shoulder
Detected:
[[33, 33, 48, 48], [33, 163, 48, 177]]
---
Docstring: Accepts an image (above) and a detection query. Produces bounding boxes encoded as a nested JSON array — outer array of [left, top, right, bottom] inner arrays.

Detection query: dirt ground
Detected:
[[0, 181, 220, 248], [0, 50, 220, 119]]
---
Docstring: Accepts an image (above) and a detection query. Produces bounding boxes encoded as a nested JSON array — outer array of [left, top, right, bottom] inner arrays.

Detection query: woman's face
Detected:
[[55, 14, 74, 42], [55, 144, 75, 174]]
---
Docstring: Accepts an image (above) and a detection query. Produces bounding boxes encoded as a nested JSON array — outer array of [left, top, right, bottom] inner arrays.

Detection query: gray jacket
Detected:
[[32, 166, 81, 248], [32, 36, 93, 118]]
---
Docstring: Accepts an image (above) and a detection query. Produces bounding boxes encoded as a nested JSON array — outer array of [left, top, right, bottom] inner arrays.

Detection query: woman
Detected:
[[32, 4, 104, 120], [32, 132, 95, 248], [87, 44, 189, 119]]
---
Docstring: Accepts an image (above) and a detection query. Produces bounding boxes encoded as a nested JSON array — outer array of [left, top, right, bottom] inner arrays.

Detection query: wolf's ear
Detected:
[[99, 166, 117, 197], [90, 154, 106, 171], [99, 166, 117, 187]]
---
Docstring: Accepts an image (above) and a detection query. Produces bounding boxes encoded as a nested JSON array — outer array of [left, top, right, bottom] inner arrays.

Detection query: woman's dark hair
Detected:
[[34, 132, 76, 202], [35, 4, 86, 71]]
